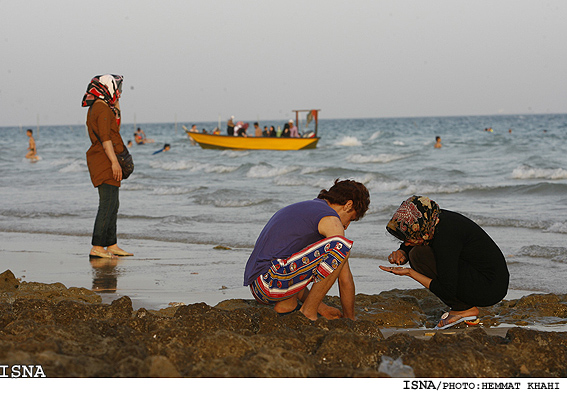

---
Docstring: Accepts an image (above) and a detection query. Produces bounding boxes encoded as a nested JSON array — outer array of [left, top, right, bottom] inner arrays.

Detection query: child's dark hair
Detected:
[[317, 179, 370, 221]]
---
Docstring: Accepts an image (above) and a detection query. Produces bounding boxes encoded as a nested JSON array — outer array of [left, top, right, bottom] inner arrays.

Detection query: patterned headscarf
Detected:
[[81, 74, 123, 119], [386, 196, 440, 244]]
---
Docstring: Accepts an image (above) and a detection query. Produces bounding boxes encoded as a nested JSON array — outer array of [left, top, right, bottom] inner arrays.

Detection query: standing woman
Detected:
[[82, 74, 133, 258], [380, 196, 509, 329]]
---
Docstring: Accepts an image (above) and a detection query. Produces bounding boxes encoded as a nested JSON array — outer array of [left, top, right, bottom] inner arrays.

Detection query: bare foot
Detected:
[[318, 303, 343, 320]]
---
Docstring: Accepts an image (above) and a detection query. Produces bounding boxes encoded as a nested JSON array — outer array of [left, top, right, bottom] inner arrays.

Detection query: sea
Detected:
[[1, 113, 566, 308]]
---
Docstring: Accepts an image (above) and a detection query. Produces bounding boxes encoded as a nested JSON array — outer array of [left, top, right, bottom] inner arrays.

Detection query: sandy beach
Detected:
[[1, 231, 566, 378]]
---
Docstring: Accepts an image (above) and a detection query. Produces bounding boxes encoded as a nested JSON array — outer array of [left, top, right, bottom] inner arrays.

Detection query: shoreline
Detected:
[[0, 230, 549, 310]]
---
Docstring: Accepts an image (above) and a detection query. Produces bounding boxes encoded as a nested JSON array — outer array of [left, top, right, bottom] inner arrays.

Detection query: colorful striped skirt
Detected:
[[250, 235, 353, 304]]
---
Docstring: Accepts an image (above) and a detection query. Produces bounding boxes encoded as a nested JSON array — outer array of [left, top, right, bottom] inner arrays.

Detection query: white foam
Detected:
[[152, 186, 196, 195], [300, 167, 325, 175], [220, 150, 249, 158], [204, 165, 239, 174], [273, 176, 305, 187], [512, 165, 567, 180], [347, 153, 408, 164], [247, 165, 300, 178], [369, 131, 382, 140], [150, 160, 238, 174], [150, 160, 196, 171], [545, 222, 567, 234], [335, 136, 362, 147], [369, 179, 474, 195]]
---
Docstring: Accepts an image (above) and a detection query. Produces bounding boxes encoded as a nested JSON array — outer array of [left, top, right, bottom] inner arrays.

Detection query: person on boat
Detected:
[[263, 126, 269, 137], [82, 74, 133, 258], [254, 122, 262, 137], [227, 116, 235, 136], [244, 179, 370, 321], [234, 122, 249, 137], [289, 120, 300, 138], [380, 196, 509, 329], [281, 123, 290, 138], [269, 125, 276, 137]]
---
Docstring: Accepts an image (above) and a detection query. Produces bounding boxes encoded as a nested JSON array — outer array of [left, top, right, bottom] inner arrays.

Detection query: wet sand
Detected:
[[1, 231, 566, 378], [0, 231, 254, 309]]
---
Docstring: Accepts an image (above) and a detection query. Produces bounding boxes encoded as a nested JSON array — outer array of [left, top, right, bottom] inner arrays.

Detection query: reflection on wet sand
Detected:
[[89, 256, 118, 293]]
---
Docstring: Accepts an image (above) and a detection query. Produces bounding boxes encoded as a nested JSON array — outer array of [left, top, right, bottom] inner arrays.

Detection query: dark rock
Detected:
[[0, 270, 565, 377]]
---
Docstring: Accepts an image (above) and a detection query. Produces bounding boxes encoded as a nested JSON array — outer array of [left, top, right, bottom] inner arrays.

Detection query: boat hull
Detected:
[[187, 132, 319, 150]]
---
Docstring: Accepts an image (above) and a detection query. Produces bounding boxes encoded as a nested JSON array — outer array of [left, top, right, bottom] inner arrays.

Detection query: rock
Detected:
[[0, 270, 19, 291], [0, 270, 566, 377]]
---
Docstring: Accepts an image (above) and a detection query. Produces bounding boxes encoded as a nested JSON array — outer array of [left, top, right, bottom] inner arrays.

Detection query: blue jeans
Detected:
[[91, 183, 119, 247]]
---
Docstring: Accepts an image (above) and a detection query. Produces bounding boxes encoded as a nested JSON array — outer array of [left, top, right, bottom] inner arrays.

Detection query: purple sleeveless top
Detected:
[[243, 198, 339, 285]]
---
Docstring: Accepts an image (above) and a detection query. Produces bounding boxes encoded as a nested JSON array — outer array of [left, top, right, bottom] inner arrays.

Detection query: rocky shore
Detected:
[[1, 269, 566, 378]]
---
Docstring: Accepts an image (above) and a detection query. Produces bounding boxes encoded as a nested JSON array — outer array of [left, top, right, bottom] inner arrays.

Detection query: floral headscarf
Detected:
[[386, 196, 440, 244], [81, 74, 123, 119]]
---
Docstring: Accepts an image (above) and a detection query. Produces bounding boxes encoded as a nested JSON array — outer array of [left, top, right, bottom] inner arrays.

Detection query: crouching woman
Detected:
[[380, 196, 509, 329]]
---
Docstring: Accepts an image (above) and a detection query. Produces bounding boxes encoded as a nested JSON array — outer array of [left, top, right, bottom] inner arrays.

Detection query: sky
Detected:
[[1, 0, 566, 127]]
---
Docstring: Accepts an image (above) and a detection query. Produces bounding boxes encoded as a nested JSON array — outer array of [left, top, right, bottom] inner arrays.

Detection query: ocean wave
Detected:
[[470, 215, 567, 234], [247, 164, 300, 178], [369, 179, 479, 195], [202, 198, 271, 208], [151, 186, 201, 195], [50, 158, 78, 167], [369, 131, 382, 140], [58, 160, 87, 173], [335, 136, 362, 147], [518, 245, 567, 263], [545, 221, 567, 234], [205, 165, 239, 174], [347, 153, 409, 164], [150, 160, 238, 173], [0, 209, 79, 219], [220, 150, 249, 158], [150, 160, 196, 171], [193, 190, 272, 208], [272, 176, 306, 187], [300, 167, 326, 175], [512, 165, 567, 180], [119, 183, 147, 191]]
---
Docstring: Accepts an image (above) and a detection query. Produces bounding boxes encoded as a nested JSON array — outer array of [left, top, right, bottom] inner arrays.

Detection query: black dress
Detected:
[[400, 210, 509, 308]]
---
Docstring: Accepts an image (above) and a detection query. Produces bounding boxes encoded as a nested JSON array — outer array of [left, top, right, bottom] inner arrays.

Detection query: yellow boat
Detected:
[[186, 109, 321, 151], [186, 132, 319, 150]]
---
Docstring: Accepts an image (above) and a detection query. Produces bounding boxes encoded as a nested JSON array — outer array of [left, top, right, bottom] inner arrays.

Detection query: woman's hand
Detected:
[[102, 140, 123, 182], [111, 161, 122, 182], [379, 265, 411, 276], [388, 249, 408, 265]]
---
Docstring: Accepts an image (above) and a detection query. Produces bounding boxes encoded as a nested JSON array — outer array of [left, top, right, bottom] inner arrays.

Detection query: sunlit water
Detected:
[[1, 113, 566, 307]]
